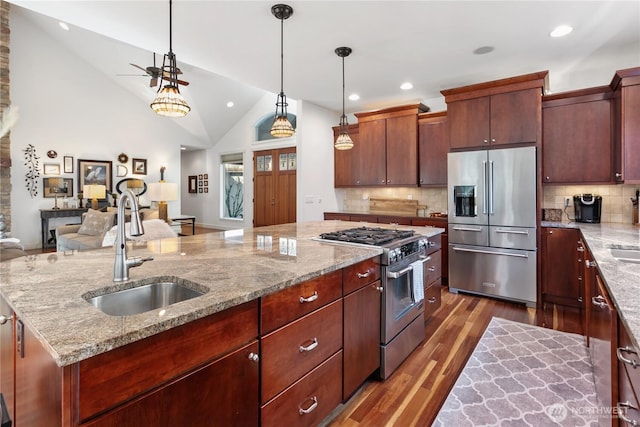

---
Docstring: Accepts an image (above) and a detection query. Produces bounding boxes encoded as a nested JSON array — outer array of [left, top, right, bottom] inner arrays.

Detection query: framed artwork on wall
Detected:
[[43, 163, 61, 176], [77, 159, 113, 193], [188, 175, 197, 193], [43, 178, 73, 198], [132, 158, 147, 175], [63, 156, 74, 173]]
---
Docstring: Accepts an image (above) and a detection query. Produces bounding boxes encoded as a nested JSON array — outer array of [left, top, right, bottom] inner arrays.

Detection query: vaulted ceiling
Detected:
[[9, 1, 640, 147]]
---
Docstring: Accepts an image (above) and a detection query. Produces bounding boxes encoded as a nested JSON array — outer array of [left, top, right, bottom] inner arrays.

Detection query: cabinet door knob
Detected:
[[548, 230, 553, 234], [545, 176, 550, 181], [375, 286, 383, 293], [483, 139, 488, 144], [428, 297, 437, 303], [248, 352, 259, 362], [616, 172, 622, 178], [491, 138, 496, 143]]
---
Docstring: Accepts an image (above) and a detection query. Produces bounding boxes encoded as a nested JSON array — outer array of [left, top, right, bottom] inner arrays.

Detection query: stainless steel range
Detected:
[[318, 226, 435, 379]]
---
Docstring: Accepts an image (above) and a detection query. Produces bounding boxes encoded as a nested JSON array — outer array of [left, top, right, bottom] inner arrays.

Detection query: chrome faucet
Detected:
[[113, 189, 153, 282]]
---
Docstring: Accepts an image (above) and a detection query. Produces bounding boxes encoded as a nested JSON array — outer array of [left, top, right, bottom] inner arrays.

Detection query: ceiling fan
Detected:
[[119, 53, 189, 87]]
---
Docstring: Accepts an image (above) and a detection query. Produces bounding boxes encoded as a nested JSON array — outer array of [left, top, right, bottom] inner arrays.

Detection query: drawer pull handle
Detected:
[[592, 295, 608, 308], [299, 396, 318, 415], [617, 346, 639, 368], [617, 401, 639, 424], [299, 338, 318, 353], [299, 291, 318, 304], [428, 297, 437, 303], [0, 315, 13, 325], [427, 267, 436, 272], [357, 271, 371, 279]]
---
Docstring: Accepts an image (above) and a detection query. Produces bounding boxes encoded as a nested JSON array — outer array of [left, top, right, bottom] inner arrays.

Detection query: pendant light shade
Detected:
[[151, 0, 190, 117], [270, 4, 294, 138], [335, 46, 353, 150]]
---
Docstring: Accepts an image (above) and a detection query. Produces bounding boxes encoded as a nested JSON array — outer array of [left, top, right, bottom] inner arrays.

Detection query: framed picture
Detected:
[[204, 187, 208, 193], [132, 158, 147, 175], [198, 180, 203, 187], [63, 156, 74, 173], [43, 163, 61, 176], [198, 174, 203, 180], [188, 175, 197, 193], [77, 159, 113, 193], [203, 180, 208, 186], [43, 178, 73, 198], [204, 174, 208, 179], [199, 188, 203, 193]]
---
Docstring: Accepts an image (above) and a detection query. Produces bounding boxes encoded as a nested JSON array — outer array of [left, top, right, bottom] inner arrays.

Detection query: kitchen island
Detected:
[[0, 220, 443, 427]]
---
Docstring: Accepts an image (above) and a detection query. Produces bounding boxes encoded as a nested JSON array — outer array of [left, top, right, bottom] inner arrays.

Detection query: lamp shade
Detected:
[[147, 182, 178, 202], [150, 86, 190, 117], [83, 184, 106, 199]]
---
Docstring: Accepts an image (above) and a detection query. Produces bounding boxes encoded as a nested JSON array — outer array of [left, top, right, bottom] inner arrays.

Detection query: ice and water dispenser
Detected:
[[454, 185, 476, 217]]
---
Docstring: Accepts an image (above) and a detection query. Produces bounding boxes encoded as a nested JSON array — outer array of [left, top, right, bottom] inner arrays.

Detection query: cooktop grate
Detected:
[[319, 227, 415, 246]]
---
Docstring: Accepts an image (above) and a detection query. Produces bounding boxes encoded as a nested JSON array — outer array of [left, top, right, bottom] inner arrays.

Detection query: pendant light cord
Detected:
[[279, 15, 284, 94], [169, 0, 173, 54], [341, 56, 346, 117]]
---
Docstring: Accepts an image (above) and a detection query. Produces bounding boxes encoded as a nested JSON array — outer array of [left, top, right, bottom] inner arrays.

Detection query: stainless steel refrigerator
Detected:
[[447, 146, 537, 306]]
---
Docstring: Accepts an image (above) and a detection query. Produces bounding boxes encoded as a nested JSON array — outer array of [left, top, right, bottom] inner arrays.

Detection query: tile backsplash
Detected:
[[338, 184, 639, 224]]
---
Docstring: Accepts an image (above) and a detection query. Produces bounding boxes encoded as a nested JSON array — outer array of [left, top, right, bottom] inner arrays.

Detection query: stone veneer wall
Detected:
[[0, 1, 10, 231]]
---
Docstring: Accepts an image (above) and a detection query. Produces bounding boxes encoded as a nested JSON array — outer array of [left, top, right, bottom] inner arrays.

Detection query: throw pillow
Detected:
[[78, 209, 115, 236]]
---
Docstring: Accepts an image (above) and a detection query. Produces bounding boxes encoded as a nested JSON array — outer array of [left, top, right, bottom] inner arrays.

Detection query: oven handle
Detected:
[[386, 265, 413, 279], [452, 246, 529, 259]]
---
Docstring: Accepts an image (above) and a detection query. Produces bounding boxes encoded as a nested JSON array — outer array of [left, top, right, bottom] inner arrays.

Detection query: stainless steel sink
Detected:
[[609, 248, 640, 264], [86, 282, 206, 316]]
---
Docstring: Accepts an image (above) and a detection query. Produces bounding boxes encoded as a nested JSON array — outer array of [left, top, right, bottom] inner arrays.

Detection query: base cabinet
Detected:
[[541, 227, 582, 307], [82, 341, 259, 427], [617, 322, 640, 426]]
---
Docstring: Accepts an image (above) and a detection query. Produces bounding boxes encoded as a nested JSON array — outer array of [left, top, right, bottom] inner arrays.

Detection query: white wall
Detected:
[[9, 8, 203, 249]]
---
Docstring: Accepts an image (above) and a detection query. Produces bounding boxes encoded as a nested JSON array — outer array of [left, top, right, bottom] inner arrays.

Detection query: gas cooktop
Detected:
[[318, 226, 415, 246]]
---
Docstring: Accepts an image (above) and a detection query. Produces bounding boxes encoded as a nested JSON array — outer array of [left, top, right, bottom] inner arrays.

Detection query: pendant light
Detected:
[[270, 4, 295, 138], [334, 46, 353, 150], [151, 0, 190, 117]]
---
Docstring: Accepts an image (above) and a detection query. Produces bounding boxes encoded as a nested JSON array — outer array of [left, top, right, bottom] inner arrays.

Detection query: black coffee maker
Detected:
[[574, 194, 602, 223]]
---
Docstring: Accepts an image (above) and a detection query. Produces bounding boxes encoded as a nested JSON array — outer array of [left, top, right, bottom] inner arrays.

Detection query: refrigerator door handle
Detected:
[[489, 160, 495, 215], [495, 229, 529, 235], [482, 160, 488, 214], [452, 246, 529, 259], [452, 226, 483, 232]]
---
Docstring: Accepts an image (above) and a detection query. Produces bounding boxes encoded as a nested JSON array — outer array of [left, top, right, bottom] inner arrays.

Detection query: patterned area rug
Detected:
[[433, 317, 599, 426]]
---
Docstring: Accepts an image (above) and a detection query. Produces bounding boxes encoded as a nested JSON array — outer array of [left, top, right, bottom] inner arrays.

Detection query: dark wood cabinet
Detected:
[[611, 67, 640, 183], [83, 341, 260, 427], [0, 298, 13, 425], [418, 111, 448, 186], [352, 104, 428, 187], [442, 71, 547, 150], [412, 218, 448, 283], [333, 124, 359, 187], [617, 322, 640, 426], [541, 227, 582, 307], [343, 258, 382, 400], [542, 87, 613, 183], [254, 148, 296, 227]]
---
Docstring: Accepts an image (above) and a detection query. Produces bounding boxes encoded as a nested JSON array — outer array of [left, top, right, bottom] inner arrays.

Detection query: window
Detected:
[[221, 153, 244, 219], [256, 113, 297, 141]]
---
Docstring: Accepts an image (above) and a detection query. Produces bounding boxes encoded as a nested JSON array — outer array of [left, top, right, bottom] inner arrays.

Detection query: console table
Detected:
[[170, 215, 196, 236], [40, 208, 88, 250]]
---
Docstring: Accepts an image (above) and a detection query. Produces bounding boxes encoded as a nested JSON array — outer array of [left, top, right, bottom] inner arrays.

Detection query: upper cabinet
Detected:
[[333, 124, 359, 188], [611, 67, 640, 183], [418, 111, 448, 186], [350, 104, 428, 187], [542, 87, 613, 184], [442, 71, 548, 150]]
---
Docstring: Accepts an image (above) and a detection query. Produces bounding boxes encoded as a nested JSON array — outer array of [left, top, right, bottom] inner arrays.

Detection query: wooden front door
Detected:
[[254, 148, 296, 227]]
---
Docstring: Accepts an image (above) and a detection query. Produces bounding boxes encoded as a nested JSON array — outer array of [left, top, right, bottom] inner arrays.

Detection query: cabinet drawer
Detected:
[[424, 250, 441, 285], [261, 300, 343, 403], [618, 325, 640, 401], [261, 351, 343, 427], [619, 364, 640, 426], [261, 270, 342, 334], [424, 279, 442, 321], [343, 257, 381, 295]]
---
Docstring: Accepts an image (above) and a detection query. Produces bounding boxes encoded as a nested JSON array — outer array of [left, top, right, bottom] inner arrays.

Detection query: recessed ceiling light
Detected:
[[58, 22, 70, 31], [473, 46, 494, 55], [550, 25, 573, 37], [348, 94, 360, 101], [400, 82, 413, 90], [180, 146, 186, 150], [226, 101, 234, 108]]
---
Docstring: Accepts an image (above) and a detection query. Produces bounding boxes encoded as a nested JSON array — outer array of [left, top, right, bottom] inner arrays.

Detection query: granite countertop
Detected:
[[543, 221, 640, 351], [0, 221, 444, 367]]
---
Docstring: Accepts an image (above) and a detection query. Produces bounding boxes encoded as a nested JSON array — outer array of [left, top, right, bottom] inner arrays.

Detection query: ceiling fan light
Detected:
[[270, 115, 295, 138], [150, 85, 191, 117], [335, 132, 354, 150]]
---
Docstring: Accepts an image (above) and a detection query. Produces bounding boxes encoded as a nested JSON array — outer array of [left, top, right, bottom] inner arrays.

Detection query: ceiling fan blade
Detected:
[[117, 74, 148, 77], [130, 63, 148, 73], [162, 72, 189, 86]]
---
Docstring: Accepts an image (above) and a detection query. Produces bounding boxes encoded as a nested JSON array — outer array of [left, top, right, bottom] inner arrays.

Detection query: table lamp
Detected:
[[47, 178, 66, 210], [147, 182, 178, 223], [83, 184, 106, 210]]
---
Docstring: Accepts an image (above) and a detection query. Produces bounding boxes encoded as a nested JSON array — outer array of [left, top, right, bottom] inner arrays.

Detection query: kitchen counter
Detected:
[[543, 221, 640, 350], [0, 220, 443, 367]]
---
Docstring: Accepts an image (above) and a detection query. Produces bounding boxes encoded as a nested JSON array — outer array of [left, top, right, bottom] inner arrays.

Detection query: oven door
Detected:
[[381, 262, 425, 344]]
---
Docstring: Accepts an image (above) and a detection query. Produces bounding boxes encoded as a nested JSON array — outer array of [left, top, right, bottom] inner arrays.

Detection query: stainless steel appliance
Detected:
[[574, 194, 602, 223], [318, 226, 436, 379], [447, 146, 537, 306]]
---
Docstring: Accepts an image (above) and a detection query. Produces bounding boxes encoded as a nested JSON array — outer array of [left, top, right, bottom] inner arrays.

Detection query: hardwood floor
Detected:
[[325, 288, 582, 427]]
